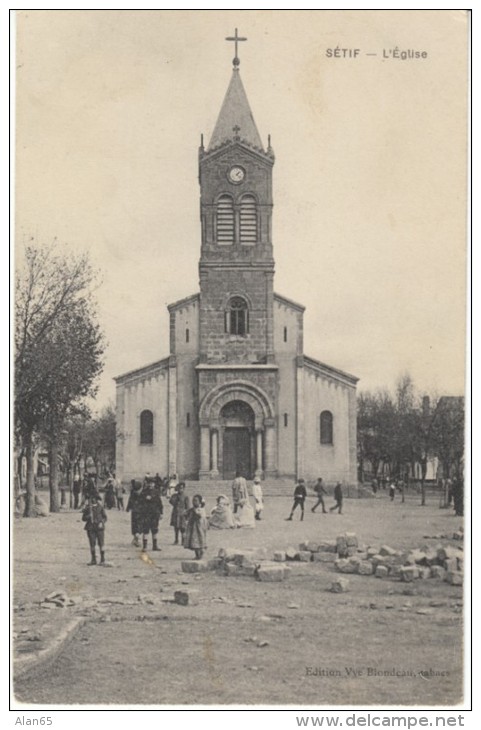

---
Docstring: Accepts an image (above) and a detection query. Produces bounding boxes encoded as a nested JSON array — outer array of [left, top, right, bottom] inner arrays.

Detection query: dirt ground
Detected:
[[13, 491, 464, 706]]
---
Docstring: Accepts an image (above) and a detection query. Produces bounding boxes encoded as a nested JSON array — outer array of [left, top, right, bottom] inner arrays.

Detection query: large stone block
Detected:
[[312, 552, 336, 563], [318, 541, 337, 553], [224, 563, 241, 577], [406, 549, 427, 565], [401, 566, 419, 582], [336, 536, 349, 558], [257, 565, 286, 582], [181, 560, 209, 573], [207, 558, 223, 571], [297, 551, 312, 562], [375, 565, 389, 579], [437, 545, 462, 562], [358, 561, 374, 575], [174, 589, 200, 606], [285, 546, 298, 561], [345, 532, 358, 548], [430, 565, 447, 580], [370, 554, 386, 569], [335, 558, 359, 574], [273, 551, 286, 562], [446, 571, 463, 586], [379, 545, 396, 556], [444, 558, 458, 573], [389, 564, 403, 579], [330, 578, 349, 593]]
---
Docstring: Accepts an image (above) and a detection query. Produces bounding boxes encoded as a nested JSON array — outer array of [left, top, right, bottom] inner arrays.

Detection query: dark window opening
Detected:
[[320, 410, 333, 445], [284, 413, 288, 427], [186, 412, 191, 428], [186, 328, 190, 343], [283, 326, 287, 342], [226, 296, 249, 336], [140, 410, 154, 445]]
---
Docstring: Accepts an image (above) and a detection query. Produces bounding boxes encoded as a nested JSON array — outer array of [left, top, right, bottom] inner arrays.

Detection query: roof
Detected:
[[114, 357, 170, 385], [167, 293, 199, 313], [274, 292, 306, 313], [208, 69, 264, 152], [303, 355, 359, 387]]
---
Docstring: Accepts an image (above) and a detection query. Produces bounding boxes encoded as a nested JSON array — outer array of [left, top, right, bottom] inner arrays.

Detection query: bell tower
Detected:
[[198, 32, 276, 365]]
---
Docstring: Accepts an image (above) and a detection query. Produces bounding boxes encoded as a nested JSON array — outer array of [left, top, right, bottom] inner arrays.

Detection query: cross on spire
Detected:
[[225, 28, 247, 67]]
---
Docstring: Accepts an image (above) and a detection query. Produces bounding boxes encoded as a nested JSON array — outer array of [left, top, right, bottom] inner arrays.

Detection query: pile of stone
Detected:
[[332, 533, 464, 586], [39, 591, 83, 609], [182, 547, 291, 582], [423, 528, 464, 541]]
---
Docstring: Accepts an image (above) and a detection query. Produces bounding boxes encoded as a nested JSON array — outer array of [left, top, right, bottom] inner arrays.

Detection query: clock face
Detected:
[[228, 166, 245, 183]]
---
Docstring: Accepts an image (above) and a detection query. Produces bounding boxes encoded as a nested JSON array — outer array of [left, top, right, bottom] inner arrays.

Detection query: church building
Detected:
[[115, 36, 358, 485]]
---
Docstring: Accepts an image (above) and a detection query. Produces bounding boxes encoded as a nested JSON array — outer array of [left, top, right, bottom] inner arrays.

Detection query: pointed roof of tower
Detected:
[[208, 69, 264, 152]]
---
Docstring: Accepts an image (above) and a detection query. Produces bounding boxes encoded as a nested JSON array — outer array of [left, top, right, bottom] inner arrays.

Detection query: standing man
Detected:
[[82, 495, 107, 565], [329, 482, 344, 514], [311, 477, 328, 513], [139, 478, 163, 552], [286, 478, 307, 521], [231, 471, 248, 514]]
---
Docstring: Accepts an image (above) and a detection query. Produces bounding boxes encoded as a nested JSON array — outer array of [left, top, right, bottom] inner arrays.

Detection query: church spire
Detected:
[[207, 30, 264, 153]]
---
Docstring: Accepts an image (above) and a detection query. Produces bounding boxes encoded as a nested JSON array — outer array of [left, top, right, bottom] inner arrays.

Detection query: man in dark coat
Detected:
[[311, 477, 328, 513], [82, 495, 107, 565], [286, 478, 307, 521], [329, 482, 343, 514], [139, 478, 163, 552]]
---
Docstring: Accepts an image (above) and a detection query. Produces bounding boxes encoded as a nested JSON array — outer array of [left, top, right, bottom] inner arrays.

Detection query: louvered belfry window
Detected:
[[240, 195, 257, 243], [216, 195, 234, 243]]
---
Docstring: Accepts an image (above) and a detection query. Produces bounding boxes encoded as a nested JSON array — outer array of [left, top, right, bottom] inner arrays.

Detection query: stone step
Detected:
[[181, 479, 295, 498]]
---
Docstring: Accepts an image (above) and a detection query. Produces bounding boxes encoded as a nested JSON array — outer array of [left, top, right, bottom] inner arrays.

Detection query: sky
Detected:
[[14, 9, 468, 411]]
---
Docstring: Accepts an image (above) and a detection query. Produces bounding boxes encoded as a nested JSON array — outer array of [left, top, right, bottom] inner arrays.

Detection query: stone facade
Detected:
[[115, 63, 358, 485]]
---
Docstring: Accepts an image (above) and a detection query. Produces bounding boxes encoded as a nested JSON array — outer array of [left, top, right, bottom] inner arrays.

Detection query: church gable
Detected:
[[167, 293, 200, 357]]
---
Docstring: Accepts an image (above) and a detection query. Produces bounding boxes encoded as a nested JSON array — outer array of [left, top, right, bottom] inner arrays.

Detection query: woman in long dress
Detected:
[[235, 493, 256, 528], [208, 494, 236, 529], [184, 494, 208, 559]]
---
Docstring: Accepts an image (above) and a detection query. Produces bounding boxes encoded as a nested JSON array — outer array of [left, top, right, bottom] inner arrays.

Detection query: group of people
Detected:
[[80, 472, 347, 565], [285, 478, 344, 520]]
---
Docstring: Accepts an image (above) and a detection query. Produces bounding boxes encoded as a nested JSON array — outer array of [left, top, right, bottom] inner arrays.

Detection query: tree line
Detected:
[[357, 374, 464, 505]]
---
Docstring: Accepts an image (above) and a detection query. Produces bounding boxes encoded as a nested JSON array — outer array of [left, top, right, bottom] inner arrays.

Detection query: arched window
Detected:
[[140, 410, 154, 445], [240, 195, 257, 243], [216, 195, 234, 243], [225, 296, 249, 336], [320, 410, 333, 445]]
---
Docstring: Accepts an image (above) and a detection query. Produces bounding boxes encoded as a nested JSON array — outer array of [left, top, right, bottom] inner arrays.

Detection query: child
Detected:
[[252, 477, 264, 520], [286, 478, 307, 521], [184, 494, 207, 559], [169, 482, 190, 544], [82, 495, 107, 565]]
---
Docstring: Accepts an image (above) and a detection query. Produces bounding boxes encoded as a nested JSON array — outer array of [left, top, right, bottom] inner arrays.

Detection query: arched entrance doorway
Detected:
[[198, 380, 277, 480], [220, 400, 255, 479]]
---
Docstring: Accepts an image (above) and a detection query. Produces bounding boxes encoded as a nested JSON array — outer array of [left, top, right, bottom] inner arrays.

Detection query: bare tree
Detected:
[[15, 243, 105, 516]]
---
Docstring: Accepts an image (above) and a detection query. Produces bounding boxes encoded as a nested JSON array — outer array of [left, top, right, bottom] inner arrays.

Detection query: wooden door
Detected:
[[223, 428, 251, 480]]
